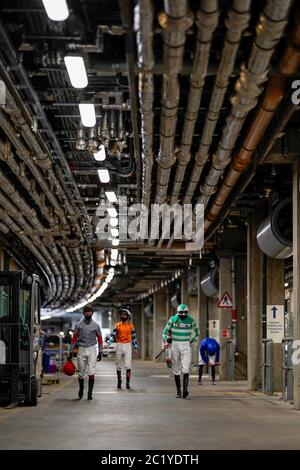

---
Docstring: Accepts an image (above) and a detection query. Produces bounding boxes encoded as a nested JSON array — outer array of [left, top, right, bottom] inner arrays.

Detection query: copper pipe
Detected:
[[205, 6, 300, 229]]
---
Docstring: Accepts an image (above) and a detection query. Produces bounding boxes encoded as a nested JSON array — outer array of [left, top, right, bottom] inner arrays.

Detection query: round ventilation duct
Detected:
[[256, 198, 292, 259], [200, 266, 219, 298]]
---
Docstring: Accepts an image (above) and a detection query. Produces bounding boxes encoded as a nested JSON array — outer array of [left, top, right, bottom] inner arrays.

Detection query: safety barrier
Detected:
[[262, 338, 273, 395], [281, 337, 294, 403], [226, 340, 235, 381]]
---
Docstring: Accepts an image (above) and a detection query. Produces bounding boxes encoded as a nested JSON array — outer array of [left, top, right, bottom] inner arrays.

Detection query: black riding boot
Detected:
[[211, 365, 216, 385], [126, 369, 131, 389], [78, 378, 84, 399], [174, 375, 181, 398], [183, 373, 189, 399], [87, 376, 94, 400], [198, 365, 204, 385], [117, 370, 122, 389]]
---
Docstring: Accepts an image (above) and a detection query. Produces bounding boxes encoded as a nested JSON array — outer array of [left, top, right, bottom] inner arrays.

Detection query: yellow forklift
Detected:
[[0, 271, 42, 408]]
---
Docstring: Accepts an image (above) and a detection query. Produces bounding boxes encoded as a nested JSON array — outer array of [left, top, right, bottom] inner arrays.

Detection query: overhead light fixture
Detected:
[[111, 228, 119, 237], [107, 207, 118, 218], [98, 169, 110, 183], [110, 217, 118, 227], [110, 260, 116, 266], [79, 103, 96, 127], [105, 191, 117, 203], [64, 56, 88, 89], [94, 145, 106, 161], [111, 249, 118, 260], [112, 239, 120, 246], [42, 0, 69, 21]]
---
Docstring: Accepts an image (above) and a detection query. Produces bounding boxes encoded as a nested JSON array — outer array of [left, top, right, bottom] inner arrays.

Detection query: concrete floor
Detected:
[[0, 357, 300, 450]]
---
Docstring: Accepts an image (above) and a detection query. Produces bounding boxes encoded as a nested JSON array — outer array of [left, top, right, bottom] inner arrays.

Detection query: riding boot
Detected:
[[126, 369, 131, 389], [198, 365, 203, 385], [78, 378, 84, 399], [211, 365, 216, 385], [117, 370, 122, 389], [87, 376, 94, 400], [182, 373, 189, 399], [174, 375, 181, 398]]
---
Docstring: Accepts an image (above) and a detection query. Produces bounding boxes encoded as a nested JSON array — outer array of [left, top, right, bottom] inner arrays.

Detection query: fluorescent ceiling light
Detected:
[[111, 249, 118, 260], [94, 145, 106, 161], [110, 260, 116, 266], [105, 191, 117, 203], [112, 239, 120, 246], [64, 56, 88, 88], [42, 0, 69, 21], [111, 228, 119, 237], [107, 207, 118, 218], [98, 169, 110, 183], [110, 217, 118, 227], [79, 103, 96, 127]]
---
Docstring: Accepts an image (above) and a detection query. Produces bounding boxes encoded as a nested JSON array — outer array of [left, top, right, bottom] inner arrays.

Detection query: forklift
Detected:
[[0, 271, 42, 408]]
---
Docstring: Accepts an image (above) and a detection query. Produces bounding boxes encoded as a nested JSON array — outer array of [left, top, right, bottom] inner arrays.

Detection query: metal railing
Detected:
[[262, 338, 273, 395], [282, 337, 294, 403]]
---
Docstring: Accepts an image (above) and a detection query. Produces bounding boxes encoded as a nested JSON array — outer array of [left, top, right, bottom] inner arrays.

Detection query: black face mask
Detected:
[[84, 315, 92, 322], [121, 315, 128, 322], [178, 314, 187, 320]]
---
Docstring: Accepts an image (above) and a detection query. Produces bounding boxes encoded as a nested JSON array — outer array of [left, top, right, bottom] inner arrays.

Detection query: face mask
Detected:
[[121, 315, 128, 322], [84, 315, 92, 322], [178, 314, 187, 320]]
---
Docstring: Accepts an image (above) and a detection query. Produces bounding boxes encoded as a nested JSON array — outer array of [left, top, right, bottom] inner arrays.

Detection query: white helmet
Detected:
[[177, 304, 189, 316]]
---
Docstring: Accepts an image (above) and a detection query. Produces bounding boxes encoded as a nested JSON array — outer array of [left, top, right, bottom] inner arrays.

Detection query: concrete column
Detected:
[[198, 266, 208, 341], [235, 256, 247, 380], [181, 273, 188, 305], [247, 212, 263, 390], [293, 158, 300, 409], [219, 257, 232, 380], [153, 288, 168, 361], [184, 268, 200, 365], [132, 303, 142, 359], [266, 258, 284, 392], [141, 301, 146, 360]]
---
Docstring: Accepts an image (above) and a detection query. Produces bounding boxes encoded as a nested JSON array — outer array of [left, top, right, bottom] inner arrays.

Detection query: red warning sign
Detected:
[[221, 329, 231, 338], [218, 291, 233, 308]]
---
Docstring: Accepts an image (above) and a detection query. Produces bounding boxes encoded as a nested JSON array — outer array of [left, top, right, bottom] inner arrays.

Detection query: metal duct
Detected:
[[200, 266, 219, 297], [170, 0, 219, 204], [257, 198, 292, 259], [155, 0, 193, 204], [205, 6, 300, 229], [135, 0, 154, 209], [184, 0, 251, 204], [196, 0, 292, 209]]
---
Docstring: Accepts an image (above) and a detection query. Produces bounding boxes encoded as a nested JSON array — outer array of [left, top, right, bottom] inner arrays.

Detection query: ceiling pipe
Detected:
[[155, 0, 193, 205], [0, 195, 65, 301], [0, 208, 57, 302], [205, 5, 300, 230], [183, 0, 251, 204], [119, 0, 141, 202], [0, 141, 57, 226], [134, 0, 154, 209], [170, 0, 219, 205], [195, 0, 292, 210]]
